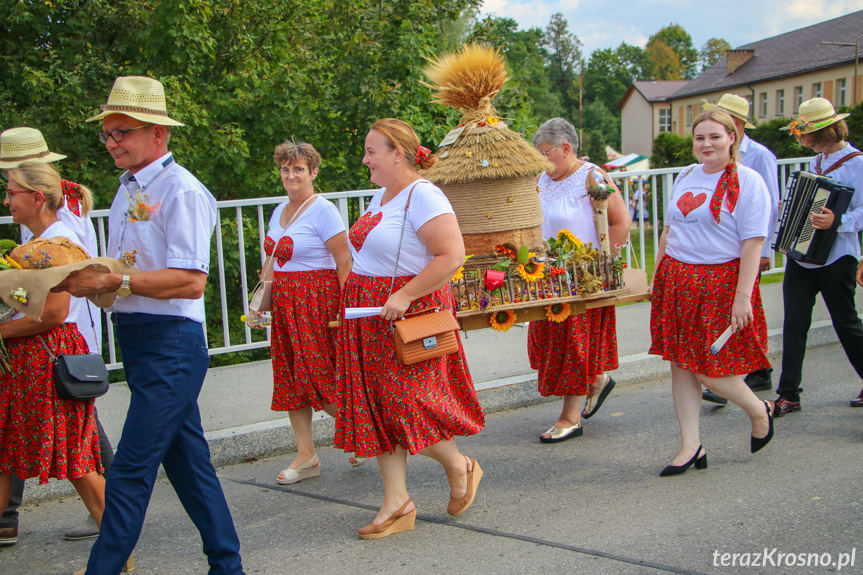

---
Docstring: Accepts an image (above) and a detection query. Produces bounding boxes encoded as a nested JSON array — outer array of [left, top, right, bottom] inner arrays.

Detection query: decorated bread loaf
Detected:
[[8, 237, 90, 269]]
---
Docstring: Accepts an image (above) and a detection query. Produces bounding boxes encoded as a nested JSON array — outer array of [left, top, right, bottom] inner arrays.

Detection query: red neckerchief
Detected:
[[708, 163, 739, 223], [61, 179, 81, 216]]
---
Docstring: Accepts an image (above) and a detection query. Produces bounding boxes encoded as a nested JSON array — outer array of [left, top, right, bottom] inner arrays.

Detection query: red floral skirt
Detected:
[[271, 269, 341, 411], [335, 274, 484, 457], [528, 307, 619, 397], [0, 323, 102, 484], [649, 256, 769, 377]]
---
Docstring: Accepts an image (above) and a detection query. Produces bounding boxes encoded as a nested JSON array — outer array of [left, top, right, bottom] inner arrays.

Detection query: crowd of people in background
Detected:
[[0, 78, 861, 575]]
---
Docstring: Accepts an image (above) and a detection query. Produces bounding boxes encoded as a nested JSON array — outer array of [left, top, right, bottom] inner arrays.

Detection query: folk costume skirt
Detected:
[[0, 323, 101, 484], [271, 269, 341, 412], [649, 256, 769, 377], [335, 274, 484, 458], [528, 307, 619, 397]]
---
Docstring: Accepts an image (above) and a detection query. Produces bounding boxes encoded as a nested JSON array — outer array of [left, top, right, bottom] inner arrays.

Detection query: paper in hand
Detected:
[[344, 307, 384, 320], [709, 325, 734, 355]]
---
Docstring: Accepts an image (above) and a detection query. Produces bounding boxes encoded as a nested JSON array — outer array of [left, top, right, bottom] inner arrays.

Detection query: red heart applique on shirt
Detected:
[[349, 211, 383, 252], [677, 192, 707, 217], [273, 237, 294, 266]]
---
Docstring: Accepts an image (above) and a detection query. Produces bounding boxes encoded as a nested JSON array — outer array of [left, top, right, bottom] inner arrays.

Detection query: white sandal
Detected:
[[349, 453, 367, 467], [277, 455, 320, 485]]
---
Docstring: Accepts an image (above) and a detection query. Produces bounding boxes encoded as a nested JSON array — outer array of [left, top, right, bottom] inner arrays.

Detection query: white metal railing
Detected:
[[0, 157, 812, 368]]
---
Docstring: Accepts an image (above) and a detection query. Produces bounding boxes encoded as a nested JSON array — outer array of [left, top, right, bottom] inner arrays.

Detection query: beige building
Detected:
[[667, 11, 863, 136], [619, 81, 689, 157]]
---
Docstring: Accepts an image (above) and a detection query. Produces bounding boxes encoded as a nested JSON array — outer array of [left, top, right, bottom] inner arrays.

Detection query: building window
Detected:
[[838, 78, 847, 106], [759, 92, 767, 117], [686, 105, 692, 126], [776, 89, 784, 116], [658, 108, 671, 133], [794, 86, 803, 112], [813, 82, 822, 98]]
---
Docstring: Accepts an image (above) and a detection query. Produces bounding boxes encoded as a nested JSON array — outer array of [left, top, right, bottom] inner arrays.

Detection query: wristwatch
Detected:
[[117, 274, 132, 298]]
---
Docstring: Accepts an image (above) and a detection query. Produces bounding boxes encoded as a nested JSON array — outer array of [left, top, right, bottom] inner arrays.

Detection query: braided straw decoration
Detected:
[[101, 104, 169, 117], [441, 175, 543, 234]]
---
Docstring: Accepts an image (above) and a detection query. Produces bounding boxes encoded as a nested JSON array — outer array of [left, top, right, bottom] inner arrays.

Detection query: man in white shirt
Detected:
[[701, 94, 780, 404], [57, 76, 243, 575]]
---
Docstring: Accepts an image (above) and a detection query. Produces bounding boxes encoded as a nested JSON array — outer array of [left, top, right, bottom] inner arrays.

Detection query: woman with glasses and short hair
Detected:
[[246, 140, 355, 484], [529, 117, 630, 443]]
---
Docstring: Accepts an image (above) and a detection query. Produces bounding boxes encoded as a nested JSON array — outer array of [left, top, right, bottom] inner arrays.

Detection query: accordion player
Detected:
[[772, 171, 855, 265]]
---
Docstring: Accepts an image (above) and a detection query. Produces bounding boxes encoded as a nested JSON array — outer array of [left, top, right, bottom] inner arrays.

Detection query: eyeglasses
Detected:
[[98, 124, 150, 144], [540, 145, 561, 156], [4, 190, 36, 201], [279, 166, 308, 176]]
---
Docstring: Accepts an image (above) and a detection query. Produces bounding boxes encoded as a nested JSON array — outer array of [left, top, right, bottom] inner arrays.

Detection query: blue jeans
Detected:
[[86, 315, 243, 574]]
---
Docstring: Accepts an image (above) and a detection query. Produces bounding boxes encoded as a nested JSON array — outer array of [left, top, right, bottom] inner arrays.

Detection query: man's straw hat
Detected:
[[703, 94, 756, 129], [0, 127, 67, 169], [86, 76, 184, 126], [782, 97, 849, 135]]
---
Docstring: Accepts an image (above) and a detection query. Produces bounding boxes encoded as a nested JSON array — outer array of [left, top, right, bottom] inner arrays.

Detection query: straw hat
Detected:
[[783, 97, 849, 135], [86, 76, 184, 126], [703, 94, 756, 129], [0, 127, 67, 169]]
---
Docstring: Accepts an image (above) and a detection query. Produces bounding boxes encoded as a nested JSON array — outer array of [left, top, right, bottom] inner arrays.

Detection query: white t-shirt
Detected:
[[21, 202, 102, 351], [796, 144, 863, 269], [537, 163, 600, 246], [265, 197, 345, 272], [739, 135, 781, 258], [350, 179, 454, 277], [664, 164, 771, 265], [14, 221, 96, 351], [107, 153, 216, 323]]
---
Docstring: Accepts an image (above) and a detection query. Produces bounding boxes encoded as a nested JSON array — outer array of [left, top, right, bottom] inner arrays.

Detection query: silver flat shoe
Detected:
[[539, 423, 583, 443]]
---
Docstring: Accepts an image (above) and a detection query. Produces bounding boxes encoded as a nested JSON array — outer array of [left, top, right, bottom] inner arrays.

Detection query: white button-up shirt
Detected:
[[739, 135, 780, 258], [107, 152, 216, 322], [797, 143, 863, 269]]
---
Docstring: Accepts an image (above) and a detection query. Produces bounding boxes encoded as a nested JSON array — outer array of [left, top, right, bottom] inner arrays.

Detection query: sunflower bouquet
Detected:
[[0, 239, 22, 373]]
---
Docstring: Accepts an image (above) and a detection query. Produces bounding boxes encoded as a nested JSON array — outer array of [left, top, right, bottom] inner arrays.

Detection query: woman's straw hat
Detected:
[[782, 97, 849, 135], [703, 94, 756, 129], [0, 127, 67, 169], [86, 76, 184, 126]]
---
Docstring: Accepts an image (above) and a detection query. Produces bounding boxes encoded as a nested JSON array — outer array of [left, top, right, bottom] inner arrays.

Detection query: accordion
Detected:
[[773, 171, 855, 265]]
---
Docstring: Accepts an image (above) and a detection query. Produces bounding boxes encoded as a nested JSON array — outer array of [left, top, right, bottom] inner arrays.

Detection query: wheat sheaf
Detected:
[[421, 44, 507, 111]]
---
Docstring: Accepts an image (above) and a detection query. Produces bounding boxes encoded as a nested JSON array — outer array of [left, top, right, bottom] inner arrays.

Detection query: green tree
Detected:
[[582, 129, 608, 166], [698, 38, 732, 72], [646, 24, 698, 79], [645, 39, 684, 80], [582, 100, 620, 150], [542, 12, 582, 117], [583, 43, 648, 116], [748, 117, 814, 160], [650, 132, 696, 168]]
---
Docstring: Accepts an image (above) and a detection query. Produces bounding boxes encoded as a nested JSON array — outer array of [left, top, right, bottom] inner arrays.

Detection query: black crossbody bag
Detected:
[[39, 305, 108, 401]]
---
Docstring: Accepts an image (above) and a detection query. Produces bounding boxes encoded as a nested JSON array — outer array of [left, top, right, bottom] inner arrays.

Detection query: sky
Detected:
[[479, 0, 863, 58]]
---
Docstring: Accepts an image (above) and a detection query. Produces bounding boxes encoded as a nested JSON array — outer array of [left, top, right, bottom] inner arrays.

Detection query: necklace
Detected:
[[550, 159, 578, 182]]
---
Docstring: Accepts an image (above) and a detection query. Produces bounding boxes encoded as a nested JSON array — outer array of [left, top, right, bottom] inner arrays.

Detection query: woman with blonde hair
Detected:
[[0, 160, 133, 569], [0, 127, 114, 547], [650, 108, 777, 476], [336, 118, 484, 538]]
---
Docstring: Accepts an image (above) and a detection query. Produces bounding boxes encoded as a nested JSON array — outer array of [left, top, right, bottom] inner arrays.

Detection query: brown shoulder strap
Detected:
[[819, 151, 863, 175]]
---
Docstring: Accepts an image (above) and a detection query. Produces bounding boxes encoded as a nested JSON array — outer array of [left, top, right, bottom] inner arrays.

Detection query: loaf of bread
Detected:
[[8, 237, 91, 269]]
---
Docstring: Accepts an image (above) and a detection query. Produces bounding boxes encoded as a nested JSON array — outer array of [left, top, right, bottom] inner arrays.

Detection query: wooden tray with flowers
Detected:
[[450, 234, 649, 332]]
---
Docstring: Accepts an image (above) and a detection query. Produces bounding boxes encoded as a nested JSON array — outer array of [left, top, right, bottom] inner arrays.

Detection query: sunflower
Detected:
[[494, 244, 518, 259], [557, 229, 581, 246], [518, 253, 545, 282], [489, 309, 517, 332], [451, 266, 465, 281], [545, 302, 571, 323]]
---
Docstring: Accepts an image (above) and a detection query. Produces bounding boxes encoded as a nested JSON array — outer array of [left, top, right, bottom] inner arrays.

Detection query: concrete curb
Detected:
[[19, 319, 842, 504]]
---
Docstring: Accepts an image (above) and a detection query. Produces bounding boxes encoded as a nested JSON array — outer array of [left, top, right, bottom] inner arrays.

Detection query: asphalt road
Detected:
[[3, 342, 861, 575]]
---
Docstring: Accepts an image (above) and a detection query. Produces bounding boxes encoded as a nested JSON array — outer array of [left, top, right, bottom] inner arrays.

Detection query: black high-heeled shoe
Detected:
[[751, 400, 777, 453], [659, 445, 707, 477]]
